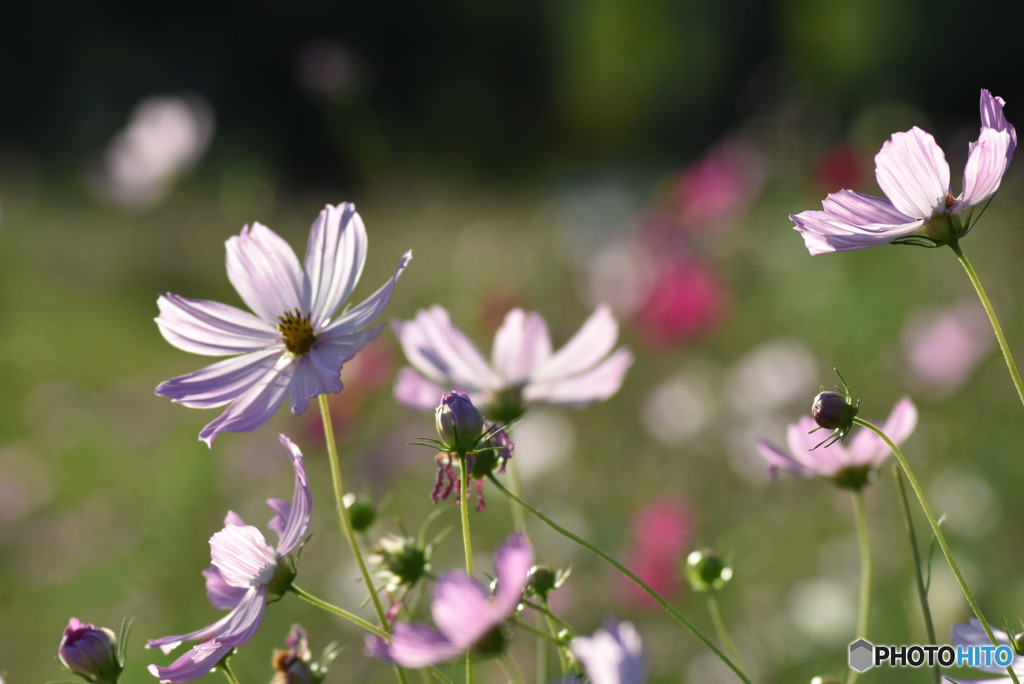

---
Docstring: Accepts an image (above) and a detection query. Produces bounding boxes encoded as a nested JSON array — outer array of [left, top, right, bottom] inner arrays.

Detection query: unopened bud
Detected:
[[812, 391, 858, 431], [685, 548, 733, 592], [58, 618, 122, 683], [435, 391, 485, 453]]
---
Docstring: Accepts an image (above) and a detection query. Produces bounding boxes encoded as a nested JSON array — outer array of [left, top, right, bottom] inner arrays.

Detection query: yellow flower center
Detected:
[[277, 309, 316, 356]]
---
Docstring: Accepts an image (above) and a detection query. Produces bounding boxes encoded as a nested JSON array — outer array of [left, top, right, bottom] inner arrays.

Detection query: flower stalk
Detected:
[[847, 489, 871, 684]]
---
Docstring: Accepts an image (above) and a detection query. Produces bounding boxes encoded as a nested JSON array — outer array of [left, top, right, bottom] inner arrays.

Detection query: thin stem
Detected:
[[855, 417, 1020, 684], [706, 591, 744, 675], [506, 457, 529, 533], [318, 396, 408, 684], [891, 464, 940, 684], [500, 652, 527, 684], [290, 584, 387, 637], [219, 661, 241, 684], [487, 474, 752, 684], [846, 489, 871, 684], [457, 453, 474, 684], [541, 597, 573, 676], [951, 241, 1024, 408]]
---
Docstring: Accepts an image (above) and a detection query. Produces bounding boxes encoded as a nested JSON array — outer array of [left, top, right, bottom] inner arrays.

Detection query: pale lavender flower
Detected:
[[755, 398, 917, 489], [59, 618, 123, 683], [947, 618, 1024, 683], [394, 305, 633, 422], [570, 620, 646, 684], [791, 90, 1015, 254], [156, 203, 411, 446], [370, 532, 532, 667], [147, 434, 311, 683]]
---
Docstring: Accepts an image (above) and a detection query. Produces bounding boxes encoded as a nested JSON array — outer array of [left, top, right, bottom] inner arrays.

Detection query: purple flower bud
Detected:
[[58, 618, 122, 683], [811, 391, 858, 431], [435, 391, 484, 453]]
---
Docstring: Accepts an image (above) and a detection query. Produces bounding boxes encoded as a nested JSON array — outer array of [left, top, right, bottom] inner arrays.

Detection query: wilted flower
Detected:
[[155, 204, 411, 446], [394, 306, 633, 423], [570, 620, 646, 684], [791, 90, 1015, 254], [755, 398, 917, 489], [947, 619, 1024, 683], [147, 435, 311, 683], [59, 618, 123, 683], [430, 425, 513, 511], [370, 533, 532, 667]]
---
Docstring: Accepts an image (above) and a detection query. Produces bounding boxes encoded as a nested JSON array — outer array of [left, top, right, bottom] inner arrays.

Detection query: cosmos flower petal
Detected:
[[394, 366, 450, 411], [286, 325, 383, 415], [493, 532, 533, 617], [156, 294, 279, 355], [225, 222, 304, 324], [203, 566, 247, 611], [790, 209, 923, 254], [571, 621, 647, 684], [394, 306, 499, 390], [949, 619, 1021, 677], [754, 438, 816, 479], [156, 348, 286, 409], [209, 525, 277, 587], [196, 358, 294, 446], [524, 348, 634, 406], [146, 611, 237, 655], [960, 127, 1013, 207], [821, 190, 915, 225], [268, 434, 311, 555], [430, 573, 495, 647], [387, 623, 465, 668], [302, 203, 367, 324], [321, 251, 412, 335], [979, 89, 1016, 156], [148, 640, 233, 683], [530, 305, 620, 384], [875, 127, 951, 219], [491, 310, 553, 385], [783, 417, 847, 475]]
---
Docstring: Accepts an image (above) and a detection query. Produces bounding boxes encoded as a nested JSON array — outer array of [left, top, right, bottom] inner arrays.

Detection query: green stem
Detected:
[[706, 591, 744, 675], [219, 660, 241, 684], [854, 417, 1020, 684], [951, 241, 1024, 408], [457, 453, 474, 684], [541, 597, 573, 676], [318, 396, 408, 684], [486, 474, 751, 683], [846, 490, 871, 684], [290, 584, 387, 637], [506, 457, 529, 533], [891, 464, 940, 684]]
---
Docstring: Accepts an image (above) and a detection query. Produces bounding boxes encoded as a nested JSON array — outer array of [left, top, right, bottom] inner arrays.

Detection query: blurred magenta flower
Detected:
[[59, 618, 123, 683], [791, 90, 1015, 254], [570, 620, 646, 684], [947, 619, 1024, 683], [370, 532, 532, 667], [156, 203, 411, 446], [635, 259, 727, 348], [673, 139, 763, 231], [147, 435, 311, 683], [394, 306, 633, 422], [903, 301, 992, 391], [755, 398, 917, 489], [620, 498, 694, 607]]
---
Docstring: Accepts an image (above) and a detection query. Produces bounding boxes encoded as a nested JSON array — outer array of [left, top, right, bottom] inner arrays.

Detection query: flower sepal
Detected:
[[265, 554, 299, 600]]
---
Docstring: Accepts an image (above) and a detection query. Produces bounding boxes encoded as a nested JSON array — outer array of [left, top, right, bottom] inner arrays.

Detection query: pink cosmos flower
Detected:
[[791, 90, 1015, 254], [370, 533, 533, 667], [570, 620, 646, 684], [393, 306, 633, 422], [755, 398, 917, 489], [155, 203, 411, 446], [147, 434, 311, 683]]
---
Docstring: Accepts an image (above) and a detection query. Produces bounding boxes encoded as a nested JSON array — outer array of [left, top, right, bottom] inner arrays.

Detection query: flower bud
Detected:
[[372, 535, 430, 591], [684, 548, 733, 592], [811, 391, 858, 431], [58, 618, 123, 683], [435, 391, 485, 453], [343, 494, 376, 533]]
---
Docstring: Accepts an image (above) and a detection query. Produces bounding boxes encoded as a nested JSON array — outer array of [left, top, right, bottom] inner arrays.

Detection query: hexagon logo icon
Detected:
[[849, 639, 874, 672]]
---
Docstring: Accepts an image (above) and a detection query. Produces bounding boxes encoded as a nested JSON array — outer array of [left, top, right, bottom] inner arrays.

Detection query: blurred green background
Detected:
[[3, 1, 1024, 682]]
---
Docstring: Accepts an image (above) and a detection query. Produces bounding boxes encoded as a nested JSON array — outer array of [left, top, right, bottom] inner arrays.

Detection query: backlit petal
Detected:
[[226, 222, 303, 323], [302, 204, 367, 325], [491, 310, 552, 385], [156, 294, 278, 356], [875, 127, 950, 219]]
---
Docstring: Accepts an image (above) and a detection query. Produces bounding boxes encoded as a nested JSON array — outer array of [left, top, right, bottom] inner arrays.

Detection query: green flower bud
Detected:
[[684, 548, 733, 592]]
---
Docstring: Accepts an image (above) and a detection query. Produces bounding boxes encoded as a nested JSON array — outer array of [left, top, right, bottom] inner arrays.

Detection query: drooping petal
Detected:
[[491, 310, 553, 385], [156, 348, 286, 409], [203, 566, 247, 611], [492, 532, 533, 618], [156, 294, 279, 356], [429, 573, 495, 648], [820, 190, 914, 225], [320, 251, 412, 335], [195, 358, 294, 446], [148, 640, 232, 683], [530, 306, 620, 384], [754, 438, 815, 479], [209, 525, 277, 587], [302, 204, 367, 325], [790, 209, 923, 255], [146, 610, 237, 655], [225, 223, 304, 324], [269, 434, 311, 555], [524, 348, 633, 406], [960, 127, 1013, 208], [393, 306, 498, 390], [387, 623, 464, 668], [875, 127, 950, 219], [393, 367, 449, 411]]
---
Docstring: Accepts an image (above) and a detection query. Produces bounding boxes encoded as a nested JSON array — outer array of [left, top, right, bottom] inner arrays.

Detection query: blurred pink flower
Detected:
[[635, 259, 727, 348], [672, 140, 763, 231], [620, 498, 696, 607], [903, 301, 992, 391]]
